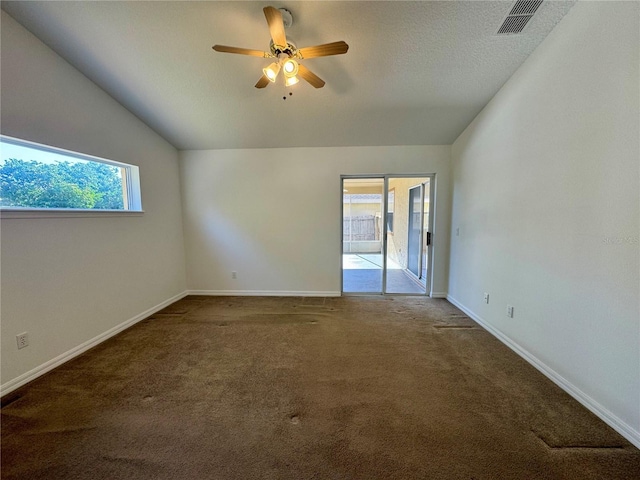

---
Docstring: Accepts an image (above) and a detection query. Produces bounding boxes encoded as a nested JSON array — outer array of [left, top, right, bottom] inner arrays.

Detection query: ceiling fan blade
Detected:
[[298, 64, 325, 89], [263, 6, 287, 47], [255, 74, 271, 89], [212, 45, 268, 57], [298, 41, 349, 59]]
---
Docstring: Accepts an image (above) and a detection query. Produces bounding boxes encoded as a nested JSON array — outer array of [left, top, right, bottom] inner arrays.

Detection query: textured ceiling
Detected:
[[1, 1, 575, 150]]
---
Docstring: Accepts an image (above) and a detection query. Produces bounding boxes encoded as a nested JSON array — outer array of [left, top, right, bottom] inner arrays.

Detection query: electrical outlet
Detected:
[[16, 332, 29, 349], [231, 271, 237, 279], [507, 305, 514, 318], [483, 293, 489, 304]]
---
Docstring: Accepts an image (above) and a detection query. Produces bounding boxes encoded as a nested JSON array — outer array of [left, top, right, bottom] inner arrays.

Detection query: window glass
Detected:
[[0, 136, 141, 211], [387, 188, 395, 233]]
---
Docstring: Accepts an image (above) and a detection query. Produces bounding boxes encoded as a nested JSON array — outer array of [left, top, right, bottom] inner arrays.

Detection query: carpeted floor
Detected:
[[2, 296, 639, 479]]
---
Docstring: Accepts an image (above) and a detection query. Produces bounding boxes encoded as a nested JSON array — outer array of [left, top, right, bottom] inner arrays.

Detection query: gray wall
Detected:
[[449, 1, 639, 446], [0, 12, 187, 389], [180, 146, 451, 296]]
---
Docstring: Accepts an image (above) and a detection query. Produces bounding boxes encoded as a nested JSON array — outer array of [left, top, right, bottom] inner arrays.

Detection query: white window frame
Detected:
[[0, 135, 143, 218]]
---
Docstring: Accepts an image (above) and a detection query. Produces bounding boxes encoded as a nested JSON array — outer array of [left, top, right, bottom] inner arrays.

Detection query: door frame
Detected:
[[341, 174, 436, 296], [423, 179, 435, 295]]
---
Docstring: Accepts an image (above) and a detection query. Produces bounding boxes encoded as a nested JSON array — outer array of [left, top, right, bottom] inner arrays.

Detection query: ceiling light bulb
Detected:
[[282, 58, 299, 77], [285, 75, 299, 87], [263, 62, 280, 82]]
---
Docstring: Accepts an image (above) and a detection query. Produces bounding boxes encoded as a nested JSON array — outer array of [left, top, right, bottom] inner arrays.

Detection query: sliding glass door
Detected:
[[342, 175, 434, 296]]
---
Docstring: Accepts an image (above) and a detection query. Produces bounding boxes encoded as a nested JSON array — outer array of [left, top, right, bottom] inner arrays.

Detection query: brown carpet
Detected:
[[2, 296, 639, 479]]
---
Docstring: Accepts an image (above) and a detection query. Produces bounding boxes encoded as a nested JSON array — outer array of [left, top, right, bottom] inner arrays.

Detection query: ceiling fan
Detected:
[[212, 6, 349, 89]]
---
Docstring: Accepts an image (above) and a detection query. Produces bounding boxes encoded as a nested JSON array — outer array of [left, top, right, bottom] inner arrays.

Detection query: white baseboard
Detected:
[[0, 290, 189, 397], [447, 295, 640, 450], [188, 290, 341, 297], [190, 290, 446, 299]]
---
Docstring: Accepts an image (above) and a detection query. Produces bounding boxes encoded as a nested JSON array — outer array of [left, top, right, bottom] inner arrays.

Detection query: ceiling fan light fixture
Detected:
[[263, 62, 280, 82], [282, 58, 299, 77], [285, 75, 299, 87]]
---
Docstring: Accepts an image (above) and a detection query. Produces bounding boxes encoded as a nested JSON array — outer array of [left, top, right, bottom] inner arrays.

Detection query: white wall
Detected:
[[0, 12, 187, 390], [449, 1, 639, 446], [180, 146, 451, 296]]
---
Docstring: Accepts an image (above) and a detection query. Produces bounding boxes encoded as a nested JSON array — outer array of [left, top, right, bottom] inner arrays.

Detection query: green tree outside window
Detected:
[[0, 158, 124, 209]]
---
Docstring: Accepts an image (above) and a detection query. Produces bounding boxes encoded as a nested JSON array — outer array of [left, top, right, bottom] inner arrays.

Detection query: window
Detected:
[[387, 188, 395, 234], [0, 135, 141, 212]]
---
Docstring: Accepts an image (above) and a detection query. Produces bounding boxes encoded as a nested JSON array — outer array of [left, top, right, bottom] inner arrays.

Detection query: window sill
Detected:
[[1, 209, 145, 219]]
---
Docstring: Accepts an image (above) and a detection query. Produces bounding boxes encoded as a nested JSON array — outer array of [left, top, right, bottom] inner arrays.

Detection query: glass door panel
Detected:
[[407, 185, 422, 277], [342, 177, 384, 294], [384, 177, 429, 294]]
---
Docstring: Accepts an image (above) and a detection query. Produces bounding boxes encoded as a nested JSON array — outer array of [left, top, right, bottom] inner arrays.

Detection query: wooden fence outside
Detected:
[[343, 215, 378, 241]]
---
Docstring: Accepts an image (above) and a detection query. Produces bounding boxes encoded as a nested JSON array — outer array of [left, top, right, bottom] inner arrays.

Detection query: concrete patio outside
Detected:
[[342, 254, 426, 294]]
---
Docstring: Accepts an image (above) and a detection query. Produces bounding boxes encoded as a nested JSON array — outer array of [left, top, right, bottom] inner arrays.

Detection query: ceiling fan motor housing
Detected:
[[270, 40, 297, 58], [279, 8, 293, 28]]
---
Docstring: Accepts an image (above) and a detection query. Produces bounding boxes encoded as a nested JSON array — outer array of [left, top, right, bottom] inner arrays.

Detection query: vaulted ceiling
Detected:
[[1, 1, 575, 150]]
